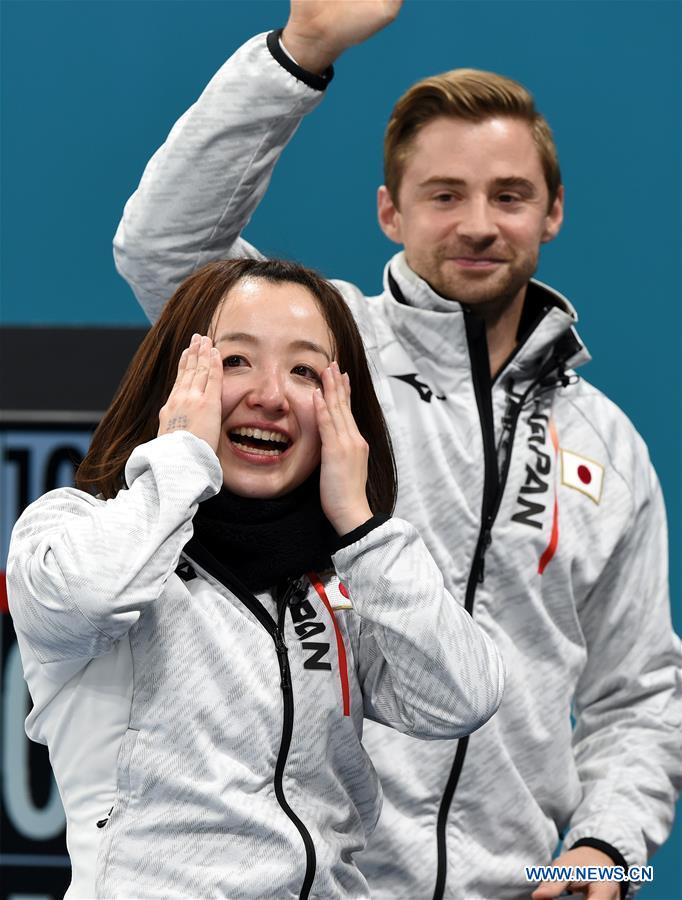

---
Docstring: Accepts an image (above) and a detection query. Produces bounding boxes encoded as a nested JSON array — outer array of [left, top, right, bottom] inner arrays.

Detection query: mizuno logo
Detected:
[[391, 372, 446, 403], [176, 562, 196, 582]]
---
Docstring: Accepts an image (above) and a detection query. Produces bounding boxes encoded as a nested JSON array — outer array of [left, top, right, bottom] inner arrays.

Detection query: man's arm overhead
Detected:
[[114, 0, 401, 323], [113, 33, 321, 322]]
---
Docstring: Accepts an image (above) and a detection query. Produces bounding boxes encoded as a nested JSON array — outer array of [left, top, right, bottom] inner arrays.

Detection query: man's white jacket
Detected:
[[111, 33, 682, 899], [8, 432, 503, 899]]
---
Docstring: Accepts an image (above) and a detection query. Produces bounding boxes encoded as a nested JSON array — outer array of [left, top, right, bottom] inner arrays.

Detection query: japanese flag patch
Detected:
[[560, 449, 604, 504], [329, 580, 353, 611]]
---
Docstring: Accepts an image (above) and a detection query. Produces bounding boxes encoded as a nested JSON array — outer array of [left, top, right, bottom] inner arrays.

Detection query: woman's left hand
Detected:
[[314, 362, 373, 536]]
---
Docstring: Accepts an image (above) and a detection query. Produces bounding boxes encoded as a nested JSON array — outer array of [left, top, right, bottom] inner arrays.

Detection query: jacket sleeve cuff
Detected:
[[333, 513, 391, 552], [126, 432, 223, 502], [570, 839, 629, 899], [266, 29, 334, 91]]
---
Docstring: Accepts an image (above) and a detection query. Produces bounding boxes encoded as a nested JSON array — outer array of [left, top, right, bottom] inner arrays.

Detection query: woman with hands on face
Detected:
[[160, 332, 372, 539], [7, 258, 504, 900]]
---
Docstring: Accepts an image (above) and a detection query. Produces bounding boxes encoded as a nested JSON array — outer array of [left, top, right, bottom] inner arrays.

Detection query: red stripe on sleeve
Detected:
[[308, 573, 351, 717], [538, 499, 559, 575], [0, 571, 8, 614], [538, 418, 560, 575]]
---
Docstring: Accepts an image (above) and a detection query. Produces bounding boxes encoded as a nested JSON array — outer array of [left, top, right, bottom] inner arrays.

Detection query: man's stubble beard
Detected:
[[413, 245, 540, 313]]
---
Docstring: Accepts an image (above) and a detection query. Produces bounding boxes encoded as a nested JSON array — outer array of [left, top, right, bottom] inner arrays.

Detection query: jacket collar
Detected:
[[383, 251, 591, 379]]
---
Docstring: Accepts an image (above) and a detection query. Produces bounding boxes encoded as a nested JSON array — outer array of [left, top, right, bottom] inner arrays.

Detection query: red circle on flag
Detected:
[[339, 583, 350, 599], [577, 464, 592, 484]]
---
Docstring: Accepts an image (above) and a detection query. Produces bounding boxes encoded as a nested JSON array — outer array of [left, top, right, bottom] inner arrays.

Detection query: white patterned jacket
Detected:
[[111, 32, 682, 899], [8, 432, 503, 899]]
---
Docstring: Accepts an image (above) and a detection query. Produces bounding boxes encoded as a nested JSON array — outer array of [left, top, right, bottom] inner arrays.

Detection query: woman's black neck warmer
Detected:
[[190, 471, 338, 593]]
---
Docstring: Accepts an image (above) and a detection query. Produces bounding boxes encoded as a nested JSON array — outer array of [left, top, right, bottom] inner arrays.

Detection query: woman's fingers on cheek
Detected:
[[331, 366, 354, 435], [322, 364, 334, 390], [181, 334, 200, 384], [320, 368, 334, 412], [194, 336, 212, 389], [341, 371, 354, 416], [314, 387, 328, 418], [188, 334, 201, 362], [333, 364, 345, 399], [335, 366, 352, 424], [167, 351, 188, 402], [207, 348, 223, 396], [324, 365, 341, 406], [175, 348, 189, 380], [314, 389, 334, 438], [324, 368, 345, 435]]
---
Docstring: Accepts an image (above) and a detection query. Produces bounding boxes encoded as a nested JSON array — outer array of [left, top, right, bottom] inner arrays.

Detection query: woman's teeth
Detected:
[[237, 444, 284, 457], [229, 426, 290, 456], [231, 426, 288, 444]]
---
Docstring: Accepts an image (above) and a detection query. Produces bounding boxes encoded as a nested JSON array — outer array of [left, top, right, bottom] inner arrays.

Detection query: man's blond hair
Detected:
[[384, 68, 561, 208]]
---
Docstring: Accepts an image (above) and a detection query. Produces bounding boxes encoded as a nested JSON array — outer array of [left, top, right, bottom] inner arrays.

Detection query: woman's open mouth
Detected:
[[228, 426, 292, 459]]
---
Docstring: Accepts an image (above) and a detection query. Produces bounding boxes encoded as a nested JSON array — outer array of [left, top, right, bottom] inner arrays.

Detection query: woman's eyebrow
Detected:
[[215, 332, 330, 363], [215, 331, 258, 345], [289, 340, 331, 363]]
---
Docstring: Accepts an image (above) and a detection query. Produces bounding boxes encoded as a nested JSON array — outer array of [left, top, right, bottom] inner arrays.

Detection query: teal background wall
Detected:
[[2, 0, 680, 896]]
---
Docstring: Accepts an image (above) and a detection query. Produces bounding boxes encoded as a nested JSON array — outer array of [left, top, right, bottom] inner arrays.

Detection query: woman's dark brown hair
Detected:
[[77, 258, 397, 515]]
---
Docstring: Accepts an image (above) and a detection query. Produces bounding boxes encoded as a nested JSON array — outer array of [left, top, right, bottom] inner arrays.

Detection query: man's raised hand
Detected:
[[282, 0, 402, 74]]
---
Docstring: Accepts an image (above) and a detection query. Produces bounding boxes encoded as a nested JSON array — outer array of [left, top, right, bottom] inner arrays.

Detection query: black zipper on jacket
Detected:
[[273, 577, 317, 900], [463, 312, 499, 604], [181, 541, 316, 899], [431, 320, 576, 900], [432, 311, 498, 900], [386, 273, 583, 898]]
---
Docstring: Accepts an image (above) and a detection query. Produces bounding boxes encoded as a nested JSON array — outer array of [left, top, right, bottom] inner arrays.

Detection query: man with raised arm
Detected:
[[114, 2, 681, 897]]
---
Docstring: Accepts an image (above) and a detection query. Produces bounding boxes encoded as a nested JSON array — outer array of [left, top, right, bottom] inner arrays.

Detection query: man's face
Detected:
[[378, 116, 563, 308]]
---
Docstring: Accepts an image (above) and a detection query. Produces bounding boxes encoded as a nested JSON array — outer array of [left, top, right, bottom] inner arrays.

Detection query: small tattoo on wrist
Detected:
[[165, 415, 188, 432]]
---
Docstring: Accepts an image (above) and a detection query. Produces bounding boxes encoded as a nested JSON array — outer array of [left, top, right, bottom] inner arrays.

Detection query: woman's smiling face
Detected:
[[211, 277, 334, 498]]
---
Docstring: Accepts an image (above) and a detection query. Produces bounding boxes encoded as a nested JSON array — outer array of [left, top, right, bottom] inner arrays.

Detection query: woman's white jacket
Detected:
[[7, 431, 504, 899]]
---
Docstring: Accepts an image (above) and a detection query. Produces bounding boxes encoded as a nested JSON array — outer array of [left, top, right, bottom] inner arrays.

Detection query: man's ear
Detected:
[[377, 185, 403, 244], [541, 184, 564, 244]]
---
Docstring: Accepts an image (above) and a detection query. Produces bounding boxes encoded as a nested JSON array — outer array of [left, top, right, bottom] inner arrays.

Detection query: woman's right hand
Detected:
[[158, 334, 223, 453]]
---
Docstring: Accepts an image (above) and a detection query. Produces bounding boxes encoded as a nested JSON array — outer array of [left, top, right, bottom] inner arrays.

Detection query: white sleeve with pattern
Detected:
[[333, 517, 505, 740], [563, 458, 682, 871], [7, 433, 222, 663], [113, 33, 325, 322]]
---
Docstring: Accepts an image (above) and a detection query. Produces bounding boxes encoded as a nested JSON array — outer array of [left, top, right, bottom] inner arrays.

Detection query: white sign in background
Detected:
[[1, 427, 94, 895]]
